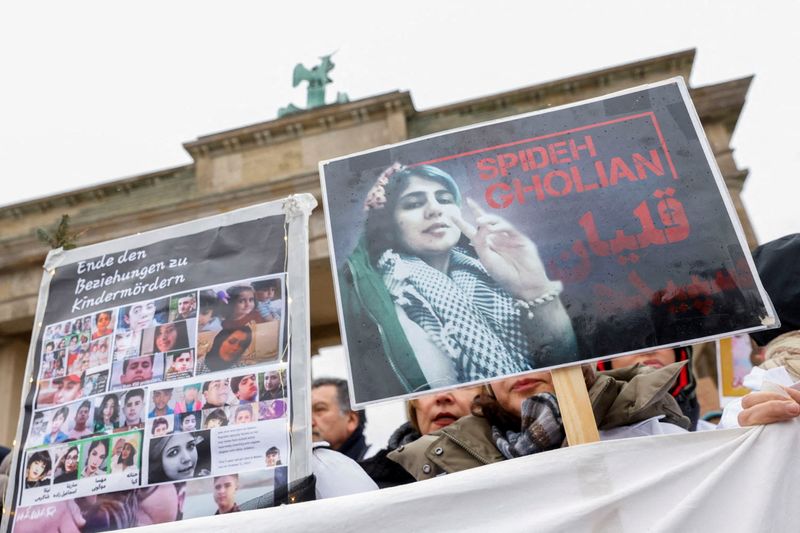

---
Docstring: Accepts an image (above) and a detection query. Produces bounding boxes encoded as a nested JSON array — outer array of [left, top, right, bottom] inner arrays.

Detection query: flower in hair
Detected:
[[364, 162, 406, 211]]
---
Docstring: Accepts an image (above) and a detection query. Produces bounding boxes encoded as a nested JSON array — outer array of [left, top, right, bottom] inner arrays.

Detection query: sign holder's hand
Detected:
[[738, 386, 800, 426]]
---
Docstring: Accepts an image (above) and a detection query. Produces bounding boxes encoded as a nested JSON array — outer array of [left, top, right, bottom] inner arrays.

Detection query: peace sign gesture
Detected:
[[451, 199, 555, 301]]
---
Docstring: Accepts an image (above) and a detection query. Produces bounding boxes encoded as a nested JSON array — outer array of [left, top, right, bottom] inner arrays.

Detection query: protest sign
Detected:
[[3, 195, 316, 532], [320, 78, 777, 407]]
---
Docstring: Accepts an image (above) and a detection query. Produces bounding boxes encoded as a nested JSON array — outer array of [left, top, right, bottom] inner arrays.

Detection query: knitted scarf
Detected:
[[492, 393, 565, 459], [378, 248, 530, 381]]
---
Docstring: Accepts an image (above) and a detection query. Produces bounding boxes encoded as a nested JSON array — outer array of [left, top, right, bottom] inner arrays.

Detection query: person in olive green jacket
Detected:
[[389, 363, 690, 481]]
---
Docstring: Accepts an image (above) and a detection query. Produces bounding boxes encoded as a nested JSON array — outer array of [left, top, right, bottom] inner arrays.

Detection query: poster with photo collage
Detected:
[[4, 197, 316, 532]]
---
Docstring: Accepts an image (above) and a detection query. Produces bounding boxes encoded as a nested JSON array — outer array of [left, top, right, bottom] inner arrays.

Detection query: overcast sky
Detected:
[[2, 0, 797, 245]]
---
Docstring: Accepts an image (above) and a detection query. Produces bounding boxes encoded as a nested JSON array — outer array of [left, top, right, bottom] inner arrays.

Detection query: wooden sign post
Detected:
[[551, 366, 600, 445]]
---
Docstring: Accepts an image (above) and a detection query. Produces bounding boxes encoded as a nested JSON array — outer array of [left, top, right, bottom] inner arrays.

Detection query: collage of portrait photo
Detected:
[[21, 274, 288, 509]]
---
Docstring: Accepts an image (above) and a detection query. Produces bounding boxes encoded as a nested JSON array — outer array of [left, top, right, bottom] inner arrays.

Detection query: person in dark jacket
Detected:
[[312, 378, 372, 461]]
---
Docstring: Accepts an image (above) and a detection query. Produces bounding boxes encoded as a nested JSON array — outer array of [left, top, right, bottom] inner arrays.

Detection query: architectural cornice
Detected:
[[414, 49, 696, 120], [182, 91, 415, 159], [689, 76, 753, 129], [0, 170, 322, 272], [0, 164, 193, 220]]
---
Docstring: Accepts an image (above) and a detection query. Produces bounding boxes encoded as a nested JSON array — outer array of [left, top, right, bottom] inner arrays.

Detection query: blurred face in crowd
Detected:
[[412, 386, 481, 435], [609, 348, 676, 370], [490, 371, 556, 418], [311, 385, 357, 450]]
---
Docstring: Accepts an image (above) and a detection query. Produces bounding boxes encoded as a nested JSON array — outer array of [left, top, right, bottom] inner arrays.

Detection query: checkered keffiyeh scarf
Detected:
[[492, 393, 564, 459], [377, 248, 530, 381]]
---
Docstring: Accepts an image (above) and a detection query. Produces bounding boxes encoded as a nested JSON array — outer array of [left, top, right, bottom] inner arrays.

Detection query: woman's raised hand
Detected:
[[451, 199, 555, 300]]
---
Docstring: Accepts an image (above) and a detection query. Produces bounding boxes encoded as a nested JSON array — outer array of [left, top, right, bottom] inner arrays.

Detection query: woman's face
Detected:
[[413, 386, 481, 435], [64, 449, 79, 473], [161, 433, 197, 480], [232, 290, 255, 319], [181, 414, 197, 432], [86, 443, 108, 475], [28, 460, 46, 481], [219, 331, 249, 362], [103, 398, 116, 422], [96, 312, 111, 333], [174, 352, 192, 372], [490, 371, 555, 418], [155, 324, 179, 352], [393, 176, 462, 260], [121, 445, 132, 460]]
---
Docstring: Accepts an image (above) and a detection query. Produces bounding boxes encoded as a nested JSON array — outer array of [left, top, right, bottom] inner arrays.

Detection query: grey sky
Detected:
[[1, 0, 797, 243]]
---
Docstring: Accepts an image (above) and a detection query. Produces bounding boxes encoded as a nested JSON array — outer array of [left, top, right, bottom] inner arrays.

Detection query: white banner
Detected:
[[132, 421, 799, 533]]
